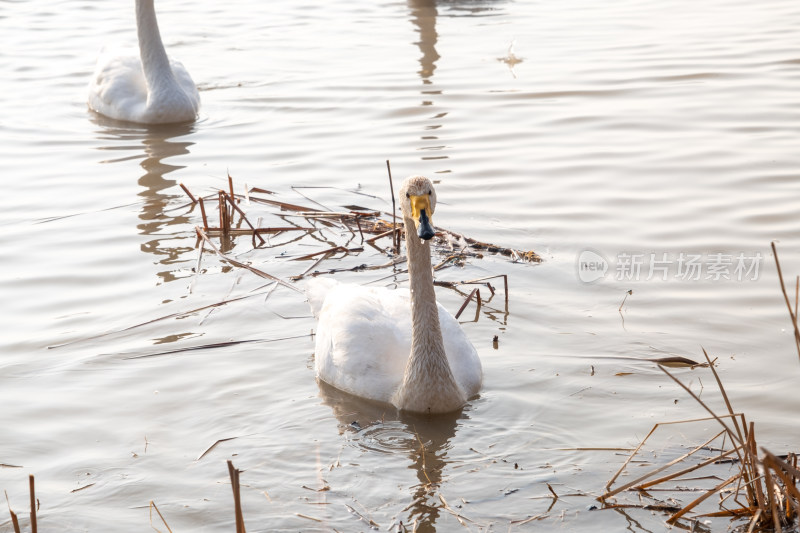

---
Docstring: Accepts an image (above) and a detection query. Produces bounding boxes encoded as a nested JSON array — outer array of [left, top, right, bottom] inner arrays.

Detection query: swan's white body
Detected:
[[307, 176, 482, 413], [88, 0, 199, 124]]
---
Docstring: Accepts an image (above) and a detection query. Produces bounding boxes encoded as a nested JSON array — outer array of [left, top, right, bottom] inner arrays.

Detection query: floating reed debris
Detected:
[[599, 348, 800, 530], [149, 501, 173, 533], [179, 176, 539, 278], [195, 227, 301, 293]]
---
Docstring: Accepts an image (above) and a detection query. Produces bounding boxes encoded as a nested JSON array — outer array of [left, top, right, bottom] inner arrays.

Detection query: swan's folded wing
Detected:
[[313, 284, 412, 403]]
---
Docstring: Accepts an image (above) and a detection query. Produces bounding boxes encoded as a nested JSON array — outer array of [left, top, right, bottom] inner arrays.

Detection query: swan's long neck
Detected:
[[394, 216, 465, 413], [136, 0, 176, 96]]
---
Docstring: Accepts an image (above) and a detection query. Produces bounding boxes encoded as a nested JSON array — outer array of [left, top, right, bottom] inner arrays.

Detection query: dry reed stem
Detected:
[[437, 493, 476, 527], [510, 513, 547, 526], [746, 508, 763, 533], [292, 245, 363, 262], [762, 453, 800, 520], [746, 423, 768, 516], [203, 227, 313, 236], [195, 227, 301, 293], [771, 241, 800, 360], [248, 196, 322, 213], [657, 365, 740, 446], [386, 160, 399, 254], [179, 183, 197, 203], [602, 418, 719, 493], [290, 251, 334, 281], [51, 290, 275, 349], [763, 465, 783, 532], [28, 476, 35, 533], [365, 229, 394, 244], [5, 490, 20, 533], [666, 474, 739, 524], [218, 191, 228, 233], [701, 348, 746, 446], [148, 501, 173, 533], [222, 192, 265, 245], [227, 461, 246, 533], [123, 333, 310, 360], [600, 429, 727, 501], [636, 445, 741, 490], [196, 437, 238, 461], [355, 216, 364, 243], [198, 197, 209, 230], [454, 288, 481, 320]]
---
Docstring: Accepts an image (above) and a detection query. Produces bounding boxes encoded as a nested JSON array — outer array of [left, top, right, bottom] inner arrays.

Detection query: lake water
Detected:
[[2, 0, 800, 531]]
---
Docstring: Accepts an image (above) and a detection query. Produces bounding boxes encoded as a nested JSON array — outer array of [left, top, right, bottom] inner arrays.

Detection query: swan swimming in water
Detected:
[[307, 175, 482, 414], [88, 0, 199, 124]]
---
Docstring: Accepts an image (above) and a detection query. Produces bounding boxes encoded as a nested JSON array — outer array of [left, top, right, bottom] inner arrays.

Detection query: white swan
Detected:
[[88, 0, 199, 124], [307, 175, 482, 414]]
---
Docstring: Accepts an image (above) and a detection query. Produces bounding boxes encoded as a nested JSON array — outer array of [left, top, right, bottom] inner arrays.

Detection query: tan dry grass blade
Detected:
[[148, 501, 173, 533], [771, 241, 800, 360], [195, 227, 301, 293], [637, 445, 741, 490], [658, 365, 741, 445], [701, 348, 746, 446], [600, 429, 726, 501], [196, 437, 238, 461], [454, 288, 481, 320], [666, 473, 739, 524], [602, 416, 726, 493], [5, 490, 21, 533]]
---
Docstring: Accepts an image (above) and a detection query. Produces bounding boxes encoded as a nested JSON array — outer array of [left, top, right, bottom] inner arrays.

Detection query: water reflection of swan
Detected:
[[91, 116, 197, 283], [88, 0, 199, 124], [307, 176, 482, 414], [317, 379, 462, 531]]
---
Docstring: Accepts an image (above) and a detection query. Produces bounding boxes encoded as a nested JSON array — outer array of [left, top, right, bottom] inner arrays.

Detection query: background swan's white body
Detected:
[[87, 0, 199, 124], [307, 275, 482, 408]]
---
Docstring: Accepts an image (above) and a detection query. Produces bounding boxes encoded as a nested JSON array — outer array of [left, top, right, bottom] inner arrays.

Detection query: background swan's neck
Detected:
[[136, 0, 176, 96], [394, 216, 464, 413]]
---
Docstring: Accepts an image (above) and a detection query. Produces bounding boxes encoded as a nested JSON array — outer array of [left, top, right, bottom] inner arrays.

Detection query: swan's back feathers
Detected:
[[307, 278, 482, 406], [87, 0, 199, 125], [88, 51, 199, 124], [306, 276, 339, 318]]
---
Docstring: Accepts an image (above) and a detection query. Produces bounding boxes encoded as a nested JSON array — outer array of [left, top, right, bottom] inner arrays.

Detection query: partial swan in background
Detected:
[[307, 175, 482, 414], [88, 0, 199, 124]]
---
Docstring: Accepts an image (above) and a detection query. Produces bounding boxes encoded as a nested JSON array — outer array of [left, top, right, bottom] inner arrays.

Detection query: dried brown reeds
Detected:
[[600, 243, 800, 530], [178, 171, 539, 288], [4, 475, 36, 533], [600, 349, 799, 530]]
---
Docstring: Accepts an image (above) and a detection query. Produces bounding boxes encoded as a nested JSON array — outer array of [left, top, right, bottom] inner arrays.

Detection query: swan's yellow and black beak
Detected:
[[409, 194, 436, 241]]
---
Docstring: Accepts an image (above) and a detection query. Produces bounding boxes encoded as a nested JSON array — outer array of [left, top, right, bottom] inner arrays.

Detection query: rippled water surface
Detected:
[[3, 0, 800, 531]]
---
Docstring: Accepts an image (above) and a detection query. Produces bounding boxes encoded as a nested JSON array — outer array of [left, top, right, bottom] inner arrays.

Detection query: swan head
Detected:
[[399, 175, 437, 241]]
